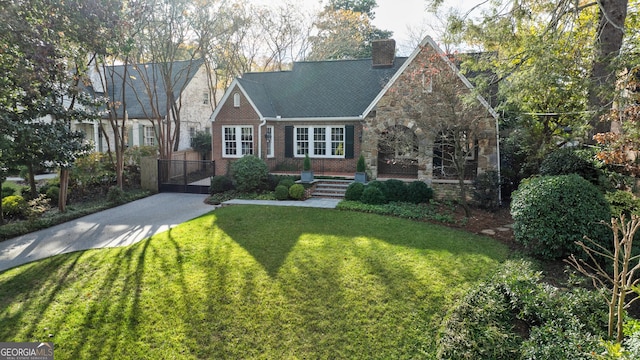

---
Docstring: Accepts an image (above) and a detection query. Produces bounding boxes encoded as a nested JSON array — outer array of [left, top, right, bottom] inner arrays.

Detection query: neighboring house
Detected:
[[80, 59, 213, 155], [210, 36, 500, 191]]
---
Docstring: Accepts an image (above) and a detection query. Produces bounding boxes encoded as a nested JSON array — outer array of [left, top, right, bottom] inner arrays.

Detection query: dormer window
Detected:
[[233, 92, 240, 107]]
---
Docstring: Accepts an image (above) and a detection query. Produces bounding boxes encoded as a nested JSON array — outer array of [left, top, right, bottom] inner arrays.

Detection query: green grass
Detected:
[[0, 206, 509, 359]]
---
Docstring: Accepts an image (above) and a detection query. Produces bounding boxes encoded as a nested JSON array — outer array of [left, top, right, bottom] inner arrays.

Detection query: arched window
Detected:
[[233, 93, 240, 107]]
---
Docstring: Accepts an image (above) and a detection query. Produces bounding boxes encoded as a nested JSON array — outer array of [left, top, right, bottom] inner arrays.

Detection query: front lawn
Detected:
[[0, 205, 508, 359]]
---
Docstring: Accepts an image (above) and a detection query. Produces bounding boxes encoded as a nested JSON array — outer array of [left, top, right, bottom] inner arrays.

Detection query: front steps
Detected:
[[311, 179, 352, 199]]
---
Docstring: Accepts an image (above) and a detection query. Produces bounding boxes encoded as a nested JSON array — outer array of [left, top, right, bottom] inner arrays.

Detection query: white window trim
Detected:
[[143, 125, 155, 146], [266, 126, 274, 158], [233, 93, 240, 107], [222, 125, 254, 158], [294, 126, 345, 159]]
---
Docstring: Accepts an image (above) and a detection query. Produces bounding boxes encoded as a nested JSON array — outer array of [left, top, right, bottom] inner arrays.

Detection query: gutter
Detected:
[[258, 118, 266, 159]]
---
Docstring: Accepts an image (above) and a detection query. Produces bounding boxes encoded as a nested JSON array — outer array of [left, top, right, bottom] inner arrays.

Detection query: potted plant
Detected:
[[355, 154, 367, 183], [301, 153, 314, 183]]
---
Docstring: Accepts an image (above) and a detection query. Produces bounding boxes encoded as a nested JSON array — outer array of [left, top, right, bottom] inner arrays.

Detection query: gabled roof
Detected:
[[223, 57, 407, 120], [100, 59, 204, 119], [212, 36, 498, 121]]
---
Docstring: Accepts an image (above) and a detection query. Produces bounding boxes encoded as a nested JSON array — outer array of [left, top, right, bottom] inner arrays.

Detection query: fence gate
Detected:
[[158, 160, 215, 194]]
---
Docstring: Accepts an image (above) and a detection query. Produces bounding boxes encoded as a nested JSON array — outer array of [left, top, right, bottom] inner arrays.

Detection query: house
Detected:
[[80, 59, 213, 155], [210, 36, 500, 192]]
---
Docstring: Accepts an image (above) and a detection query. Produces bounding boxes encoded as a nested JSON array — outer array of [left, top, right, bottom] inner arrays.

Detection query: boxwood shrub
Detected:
[[275, 185, 290, 200], [344, 182, 365, 201], [382, 179, 408, 202], [210, 175, 234, 194], [406, 181, 433, 204], [510, 174, 611, 260], [361, 185, 386, 205], [278, 178, 295, 189], [288, 184, 305, 200], [230, 155, 269, 193]]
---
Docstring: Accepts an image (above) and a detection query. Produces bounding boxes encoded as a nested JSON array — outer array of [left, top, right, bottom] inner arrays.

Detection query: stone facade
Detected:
[[361, 43, 499, 185]]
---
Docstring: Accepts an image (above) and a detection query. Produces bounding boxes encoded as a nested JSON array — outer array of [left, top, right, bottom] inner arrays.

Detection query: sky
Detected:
[[250, 0, 478, 56]]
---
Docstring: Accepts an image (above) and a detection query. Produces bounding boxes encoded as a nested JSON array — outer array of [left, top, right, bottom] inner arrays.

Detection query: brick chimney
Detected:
[[372, 39, 396, 68]]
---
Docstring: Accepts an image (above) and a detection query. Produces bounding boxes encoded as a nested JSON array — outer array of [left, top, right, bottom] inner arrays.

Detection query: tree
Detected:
[[433, 0, 635, 138], [308, 0, 392, 60]]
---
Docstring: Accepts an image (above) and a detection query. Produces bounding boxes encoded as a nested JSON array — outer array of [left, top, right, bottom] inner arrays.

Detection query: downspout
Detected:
[[258, 118, 266, 159]]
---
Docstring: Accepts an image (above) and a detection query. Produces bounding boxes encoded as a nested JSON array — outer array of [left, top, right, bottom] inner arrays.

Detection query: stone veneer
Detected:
[[360, 43, 499, 187]]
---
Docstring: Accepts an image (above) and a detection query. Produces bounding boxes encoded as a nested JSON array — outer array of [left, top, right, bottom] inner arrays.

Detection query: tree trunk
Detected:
[[589, 0, 629, 136], [58, 168, 69, 212], [27, 163, 37, 199]]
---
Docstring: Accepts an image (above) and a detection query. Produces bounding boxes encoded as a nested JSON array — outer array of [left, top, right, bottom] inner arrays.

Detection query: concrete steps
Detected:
[[311, 179, 352, 199]]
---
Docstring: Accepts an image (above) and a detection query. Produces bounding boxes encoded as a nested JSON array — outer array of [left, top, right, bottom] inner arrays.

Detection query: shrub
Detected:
[[303, 153, 311, 171], [288, 184, 305, 200], [278, 178, 296, 189], [539, 147, 601, 185], [107, 186, 126, 204], [606, 190, 640, 217], [210, 175, 234, 194], [473, 170, 501, 211], [45, 186, 60, 205], [361, 185, 386, 205], [382, 179, 408, 202], [436, 260, 605, 360], [230, 155, 269, 193], [406, 181, 433, 204], [2, 195, 27, 219], [510, 174, 611, 260], [275, 185, 290, 200], [356, 154, 366, 172], [2, 186, 15, 197], [344, 182, 365, 201]]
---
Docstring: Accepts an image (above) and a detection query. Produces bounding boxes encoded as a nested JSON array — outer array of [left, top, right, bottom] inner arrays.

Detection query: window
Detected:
[[223, 126, 253, 157], [266, 126, 274, 157], [296, 127, 309, 156], [203, 92, 209, 105], [295, 126, 345, 158], [189, 127, 196, 146], [233, 93, 240, 107], [144, 126, 155, 146]]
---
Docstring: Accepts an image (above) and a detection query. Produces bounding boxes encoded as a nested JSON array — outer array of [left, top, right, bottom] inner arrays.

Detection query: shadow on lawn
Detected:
[[213, 205, 506, 278]]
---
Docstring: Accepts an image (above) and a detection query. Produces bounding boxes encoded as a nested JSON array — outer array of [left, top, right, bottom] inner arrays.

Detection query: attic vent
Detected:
[[372, 39, 396, 68]]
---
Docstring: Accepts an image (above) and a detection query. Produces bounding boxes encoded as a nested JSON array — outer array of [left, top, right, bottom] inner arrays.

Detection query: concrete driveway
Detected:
[[0, 193, 215, 273]]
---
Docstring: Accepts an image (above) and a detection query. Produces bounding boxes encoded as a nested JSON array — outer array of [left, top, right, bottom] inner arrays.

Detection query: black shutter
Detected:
[[345, 125, 354, 159], [285, 126, 293, 158]]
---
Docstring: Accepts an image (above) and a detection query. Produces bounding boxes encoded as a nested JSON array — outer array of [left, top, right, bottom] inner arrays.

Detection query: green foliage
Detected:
[[278, 178, 296, 189], [406, 181, 434, 204], [288, 184, 305, 200], [606, 191, 640, 218], [540, 147, 602, 186], [2, 195, 27, 219], [71, 152, 116, 198], [210, 175, 234, 195], [107, 186, 125, 205], [436, 260, 605, 360], [361, 185, 386, 205], [356, 154, 366, 172], [190, 131, 212, 159], [382, 179, 408, 202], [275, 185, 290, 200], [344, 182, 365, 201], [473, 170, 501, 211], [337, 200, 455, 223], [2, 186, 15, 197], [303, 153, 311, 171], [230, 155, 269, 193], [510, 174, 611, 260], [45, 186, 60, 205]]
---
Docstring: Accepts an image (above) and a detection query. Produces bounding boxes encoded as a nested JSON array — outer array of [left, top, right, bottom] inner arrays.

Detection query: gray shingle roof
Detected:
[[100, 59, 204, 119], [240, 58, 407, 118]]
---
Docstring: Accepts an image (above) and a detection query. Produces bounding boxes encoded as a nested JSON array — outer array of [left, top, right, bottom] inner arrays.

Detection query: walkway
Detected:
[[0, 193, 214, 272], [222, 198, 341, 209]]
